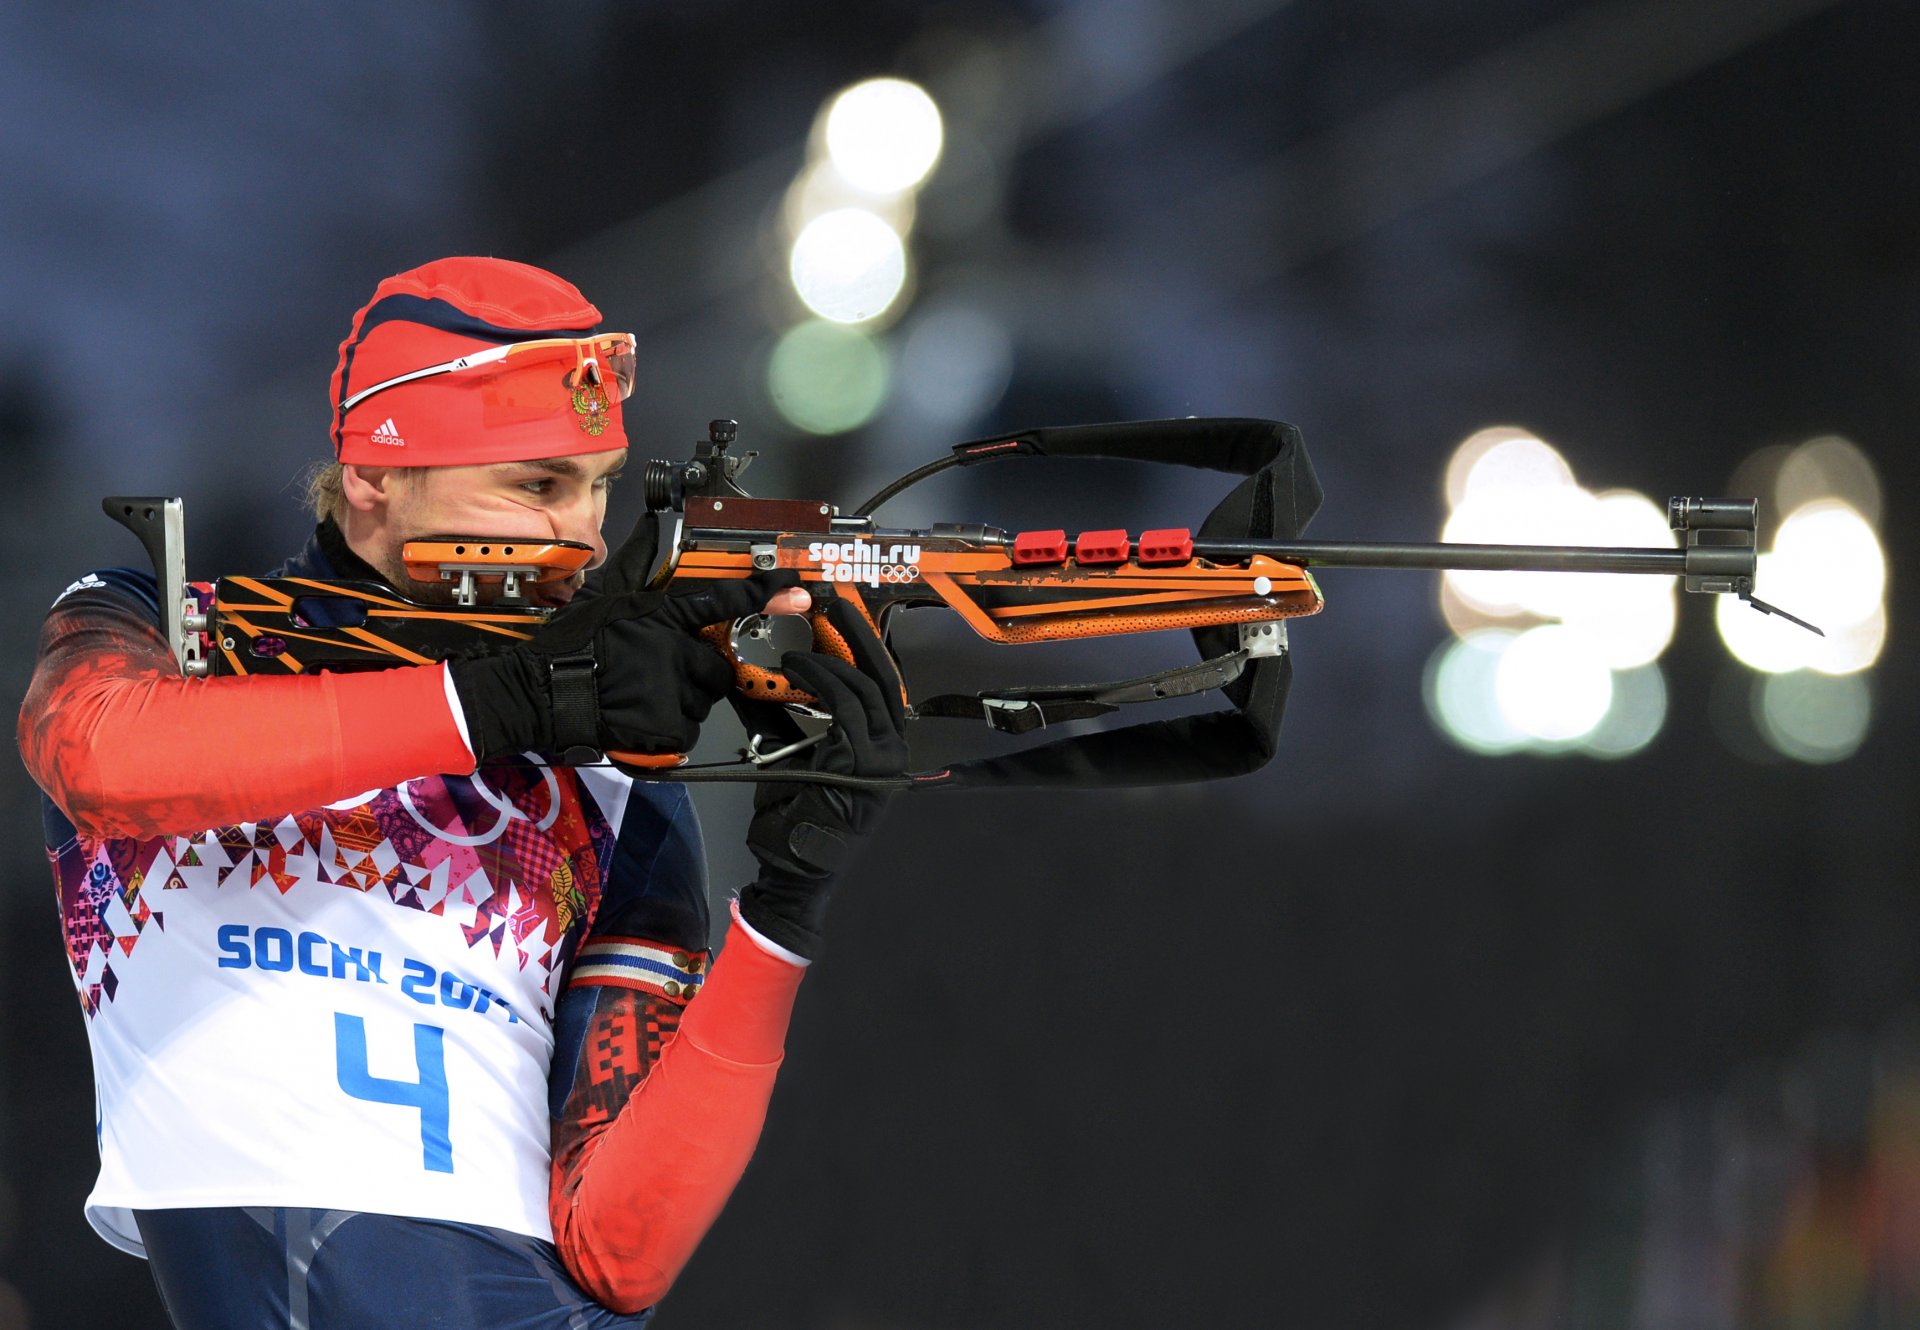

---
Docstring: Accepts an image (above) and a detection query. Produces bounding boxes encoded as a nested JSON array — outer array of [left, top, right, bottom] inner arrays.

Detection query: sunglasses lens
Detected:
[[471, 334, 639, 410], [604, 342, 637, 400]]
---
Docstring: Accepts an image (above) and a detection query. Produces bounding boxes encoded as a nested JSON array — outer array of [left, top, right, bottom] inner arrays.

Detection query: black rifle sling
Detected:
[[945, 415, 1303, 477]]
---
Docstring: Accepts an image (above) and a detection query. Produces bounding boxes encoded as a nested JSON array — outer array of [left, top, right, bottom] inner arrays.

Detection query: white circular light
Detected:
[[1424, 631, 1527, 755], [1773, 500, 1884, 628], [1716, 554, 1813, 673], [1778, 435, 1882, 528], [824, 78, 944, 195], [1755, 671, 1871, 764], [1580, 664, 1668, 759], [1808, 605, 1887, 676], [1458, 434, 1575, 504], [1445, 427, 1547, 509], [1553, 491, 1679, 668], [1495, 624, 1614, 743], [789, 208, 908, 324], [767, 321, 890, 435], [1443, 484, 1598, 616], [1558, 586, 1676, 671], [1438, 577, 1508, 640], [784, 159, 916, 239], [1717, 500, 1886, 675]]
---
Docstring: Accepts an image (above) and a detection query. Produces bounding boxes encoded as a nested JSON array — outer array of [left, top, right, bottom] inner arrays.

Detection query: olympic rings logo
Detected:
[[330, 769, 562, 848], [820, 560, 920, 586]]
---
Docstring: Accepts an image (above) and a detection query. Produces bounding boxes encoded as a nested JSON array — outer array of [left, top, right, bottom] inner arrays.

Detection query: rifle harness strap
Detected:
[[548, 649, 603, 766], [913, 649, 1252, 735]]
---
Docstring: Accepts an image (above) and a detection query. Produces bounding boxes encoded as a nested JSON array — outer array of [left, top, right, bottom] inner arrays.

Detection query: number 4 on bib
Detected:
[[334, 1012, 454, 1173]]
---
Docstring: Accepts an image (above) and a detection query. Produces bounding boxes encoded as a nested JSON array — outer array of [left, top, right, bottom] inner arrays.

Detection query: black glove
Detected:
[[448, 513, 798, 762], [736, 598, 910, 959]]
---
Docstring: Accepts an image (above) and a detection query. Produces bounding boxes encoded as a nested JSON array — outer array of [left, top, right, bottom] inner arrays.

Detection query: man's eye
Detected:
[[520, 479, 554, 497], [597, 474, 621, 492]]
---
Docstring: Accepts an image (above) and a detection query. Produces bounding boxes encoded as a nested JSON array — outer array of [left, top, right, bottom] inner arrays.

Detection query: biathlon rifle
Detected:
[[102, 417, 1815, 790]]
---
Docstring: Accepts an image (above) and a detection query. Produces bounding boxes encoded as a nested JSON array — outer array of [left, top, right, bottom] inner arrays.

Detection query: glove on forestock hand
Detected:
[[448, 513, 799, 763], [737, 599, 910, 960]]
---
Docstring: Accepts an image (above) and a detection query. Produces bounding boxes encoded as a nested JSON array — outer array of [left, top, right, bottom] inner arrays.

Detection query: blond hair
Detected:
[[300, 462, 345, 522]]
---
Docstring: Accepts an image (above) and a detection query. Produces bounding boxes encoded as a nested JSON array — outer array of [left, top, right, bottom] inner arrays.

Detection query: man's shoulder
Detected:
[[49, 567, 161, 624], [51, 522, 321, 625]]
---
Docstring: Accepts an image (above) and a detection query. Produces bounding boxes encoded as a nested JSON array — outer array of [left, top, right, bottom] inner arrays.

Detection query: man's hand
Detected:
[[449, 514, 801, 762], [736, 598, 910, 959]]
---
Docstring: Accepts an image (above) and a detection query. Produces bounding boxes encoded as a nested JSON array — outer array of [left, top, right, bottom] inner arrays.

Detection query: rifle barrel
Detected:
[[1196, 539, 1738, 580]]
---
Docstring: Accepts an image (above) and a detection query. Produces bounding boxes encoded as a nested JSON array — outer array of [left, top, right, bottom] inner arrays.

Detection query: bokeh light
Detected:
[[1579, 663, 1668, 759], [1727, 443, 1795, 547], [1443, 483, 1599, 615], [1496, 624, 1615, 743], [1774, 500, 1885, 626], [1444, 427, 1568, 508], [1755, 671, 1871, 764], [1777, 434, 1881, 528], [789, 208, 908, 324], [1716, 499, 1885, 675], [1427, 627, 1657, 757], [1554, 491, 1678, 669], [785, 159, 916, 239], [1442, 482, 1678, 659], [824, 78, 944, 195], [767, 320, 890, 435], [1424, 631, 1528, 755], [1716, 554, 1813, 673], [1432, 428, 1689, 759], [1719, 583, 1887, 676], [1438, 577, 1504, 639]]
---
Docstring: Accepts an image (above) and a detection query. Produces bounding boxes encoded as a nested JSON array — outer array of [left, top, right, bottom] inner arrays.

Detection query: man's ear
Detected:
[[341, 464, 403, 514]]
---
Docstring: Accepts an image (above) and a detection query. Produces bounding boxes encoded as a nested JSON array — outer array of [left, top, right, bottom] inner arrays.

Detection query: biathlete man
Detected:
[[17, 257, 907, 1327]]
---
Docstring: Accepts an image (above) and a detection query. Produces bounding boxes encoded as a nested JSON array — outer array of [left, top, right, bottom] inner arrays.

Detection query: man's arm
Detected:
[[548, 907, 805, 1314], [18, 580, 474, 840], [547, 623, 908, 1314]]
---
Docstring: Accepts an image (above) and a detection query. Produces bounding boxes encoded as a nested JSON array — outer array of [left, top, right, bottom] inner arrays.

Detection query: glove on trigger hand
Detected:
[[737, 602, 909, 960], [448, 513, 800, 763]]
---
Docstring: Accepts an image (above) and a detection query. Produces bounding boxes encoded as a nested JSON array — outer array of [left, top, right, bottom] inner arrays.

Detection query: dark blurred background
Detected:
[[2, 0, 1913, 1326]]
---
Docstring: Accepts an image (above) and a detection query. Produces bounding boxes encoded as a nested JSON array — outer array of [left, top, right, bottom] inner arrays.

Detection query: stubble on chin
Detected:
[[367, 535, 462, 607]]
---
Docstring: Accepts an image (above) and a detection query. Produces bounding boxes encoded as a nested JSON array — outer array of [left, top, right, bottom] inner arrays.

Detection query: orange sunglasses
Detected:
[[342, 333, 637, 415]]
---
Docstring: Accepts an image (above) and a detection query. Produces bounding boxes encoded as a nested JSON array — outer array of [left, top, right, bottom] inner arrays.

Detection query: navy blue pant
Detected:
[[135, 1207, 655, 1329]]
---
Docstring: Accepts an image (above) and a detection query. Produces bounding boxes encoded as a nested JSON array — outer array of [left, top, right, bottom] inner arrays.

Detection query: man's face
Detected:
[[365, 448, 627, 607]]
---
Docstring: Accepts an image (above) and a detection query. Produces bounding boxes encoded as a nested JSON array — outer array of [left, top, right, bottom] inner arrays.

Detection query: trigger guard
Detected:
[[728, 613, 774, 654], [726, 609, 818, 672]]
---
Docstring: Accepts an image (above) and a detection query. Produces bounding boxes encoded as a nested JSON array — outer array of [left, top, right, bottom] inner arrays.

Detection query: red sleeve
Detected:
[[17, 585, 476, 840], [549, 911, 806, 1314]]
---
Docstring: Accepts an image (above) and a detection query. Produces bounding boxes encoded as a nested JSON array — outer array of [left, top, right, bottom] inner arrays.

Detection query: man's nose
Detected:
[[551, 497, 609, 569]]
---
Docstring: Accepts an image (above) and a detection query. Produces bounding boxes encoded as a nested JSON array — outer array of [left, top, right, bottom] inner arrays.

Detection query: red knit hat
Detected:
[[330, 257, 630, 466]]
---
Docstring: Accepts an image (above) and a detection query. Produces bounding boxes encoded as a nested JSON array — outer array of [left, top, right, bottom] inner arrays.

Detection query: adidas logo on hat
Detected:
[[370, 418, 405, 447]]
